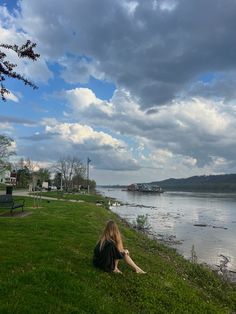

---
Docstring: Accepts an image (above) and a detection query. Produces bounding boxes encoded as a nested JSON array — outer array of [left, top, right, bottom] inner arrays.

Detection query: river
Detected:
[[98, 188, 236, 273]]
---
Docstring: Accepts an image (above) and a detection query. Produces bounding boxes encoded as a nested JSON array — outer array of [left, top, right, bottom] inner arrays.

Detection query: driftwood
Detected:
[[212, 226, 228, 230], [194, 224, 228, 230]]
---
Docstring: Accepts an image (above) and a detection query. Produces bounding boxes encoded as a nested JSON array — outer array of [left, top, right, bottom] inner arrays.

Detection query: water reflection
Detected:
[[99, 188, 236, 271]]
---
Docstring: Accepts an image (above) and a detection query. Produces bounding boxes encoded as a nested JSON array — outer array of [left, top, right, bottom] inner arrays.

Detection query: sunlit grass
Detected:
[[0, 196, 235, 313]]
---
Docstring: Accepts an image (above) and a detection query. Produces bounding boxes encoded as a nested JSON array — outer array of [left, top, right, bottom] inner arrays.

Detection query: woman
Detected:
[[93, 220, 146, 274]]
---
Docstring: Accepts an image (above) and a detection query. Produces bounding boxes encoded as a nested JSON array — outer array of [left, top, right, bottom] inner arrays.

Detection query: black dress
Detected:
[[93, 240, 124, 272]]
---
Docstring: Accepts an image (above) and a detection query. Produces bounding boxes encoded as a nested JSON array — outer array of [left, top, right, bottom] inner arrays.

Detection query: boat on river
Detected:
[[127, 183, 163, 193]]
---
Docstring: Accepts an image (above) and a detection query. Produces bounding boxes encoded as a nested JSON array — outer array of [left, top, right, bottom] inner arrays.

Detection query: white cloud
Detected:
[[0, 12, 53, 84], [45, 121, 123, 150], [0, 122, 14, 130], [19, 118, 139, 172], [182, 156, 197, 167], [3, 0, 236, 109], [3, 0, 236, 183], [0, 5, 16, 28], [65, 88, 102, 109], [64, 87, 113, 116], [176, 98, 230, 135], [4, 91, 19, 102], [210, 156, 230, 167], [62, 87, 236, 174], [148, 149, 173, 165]]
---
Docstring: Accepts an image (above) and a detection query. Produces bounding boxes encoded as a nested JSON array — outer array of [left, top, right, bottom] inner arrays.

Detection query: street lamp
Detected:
[[87, 157, 91, 194]]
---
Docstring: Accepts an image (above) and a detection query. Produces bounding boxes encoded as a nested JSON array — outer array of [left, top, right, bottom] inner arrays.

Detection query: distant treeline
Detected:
[[151, 174, 236, 192], [99, 174, 236, 192]]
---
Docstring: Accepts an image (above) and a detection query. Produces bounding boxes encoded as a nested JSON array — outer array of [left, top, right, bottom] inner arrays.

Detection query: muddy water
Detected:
[[99, 188, 236, 272]]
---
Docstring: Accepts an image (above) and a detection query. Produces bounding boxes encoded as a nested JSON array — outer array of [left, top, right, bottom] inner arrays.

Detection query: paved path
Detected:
[[12, 190, 84, 203]]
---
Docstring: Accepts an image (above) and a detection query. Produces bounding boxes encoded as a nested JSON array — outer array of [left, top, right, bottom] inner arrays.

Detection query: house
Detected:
[[0, 169, 16, 186]]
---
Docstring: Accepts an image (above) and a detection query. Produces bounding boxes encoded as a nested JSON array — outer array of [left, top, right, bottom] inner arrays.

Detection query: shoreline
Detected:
[[111, 205, 236, 284], [104, 195, 236, 284]]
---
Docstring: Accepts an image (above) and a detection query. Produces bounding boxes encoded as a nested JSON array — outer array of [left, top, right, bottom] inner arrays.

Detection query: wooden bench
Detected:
[[0, 195, 25, 215]]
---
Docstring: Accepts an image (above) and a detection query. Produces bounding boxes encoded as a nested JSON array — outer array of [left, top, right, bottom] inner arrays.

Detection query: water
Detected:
[[99, 188, 236, 272]]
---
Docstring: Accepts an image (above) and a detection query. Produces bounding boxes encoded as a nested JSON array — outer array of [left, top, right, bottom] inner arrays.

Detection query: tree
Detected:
[[24, 158, 42, 208], [0, 40, 40, 101], [54, 156, 86, 191], [24, 158, 39, 189], [0, 134, 15, 172], [16, 167, 30, 188], [72, 173, 86, 189], [54, 172, 62, 189], [88, 179, 96, 191], [35, 168, 51, 187]]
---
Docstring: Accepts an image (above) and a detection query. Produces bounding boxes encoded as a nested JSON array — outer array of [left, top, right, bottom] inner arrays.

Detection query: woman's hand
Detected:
[[123, 249, 129, 255]]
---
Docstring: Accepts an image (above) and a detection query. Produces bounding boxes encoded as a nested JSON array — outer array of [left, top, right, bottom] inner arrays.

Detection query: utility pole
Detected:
[[60, 172, 63, 191], [87, 157, 91, 194]]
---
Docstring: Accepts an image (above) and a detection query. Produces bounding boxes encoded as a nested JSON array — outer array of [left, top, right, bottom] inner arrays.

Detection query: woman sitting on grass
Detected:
[[93, 220, 146, 274]]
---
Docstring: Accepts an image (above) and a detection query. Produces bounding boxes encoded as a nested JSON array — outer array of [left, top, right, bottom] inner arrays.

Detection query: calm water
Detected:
[[99, 188, 236, 271]]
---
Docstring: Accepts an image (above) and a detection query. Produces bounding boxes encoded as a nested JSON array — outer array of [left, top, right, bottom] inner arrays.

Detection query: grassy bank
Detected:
[[0, 196, 235, 313], [42, 190, 107, 204]]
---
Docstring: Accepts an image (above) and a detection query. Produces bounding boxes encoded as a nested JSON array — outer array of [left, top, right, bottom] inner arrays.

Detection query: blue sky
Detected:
[[1, 0, 236, 184]]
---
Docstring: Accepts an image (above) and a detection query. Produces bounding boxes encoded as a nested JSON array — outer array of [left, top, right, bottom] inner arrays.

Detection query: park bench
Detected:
[[0, 194, 25, 215]]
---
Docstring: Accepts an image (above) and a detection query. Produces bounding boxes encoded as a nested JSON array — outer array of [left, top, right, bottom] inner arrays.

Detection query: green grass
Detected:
[[0, 196, 235, 313], [43, 190, 108, 204], [0, 183, 6, 190]]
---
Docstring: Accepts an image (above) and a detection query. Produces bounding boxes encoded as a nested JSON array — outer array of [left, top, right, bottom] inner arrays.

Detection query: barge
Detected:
[[127, 183, 163, 193]]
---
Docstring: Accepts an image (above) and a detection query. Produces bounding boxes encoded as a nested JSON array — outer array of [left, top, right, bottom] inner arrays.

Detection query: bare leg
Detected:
[[113, 260, 122, 273], [123, 253, 146, 273]]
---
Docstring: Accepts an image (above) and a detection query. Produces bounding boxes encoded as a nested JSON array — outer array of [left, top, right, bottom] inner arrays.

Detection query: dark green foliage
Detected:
[[35, 168, 51, 186], [0, 196, 235, 313], [16, 168, 30, 188]]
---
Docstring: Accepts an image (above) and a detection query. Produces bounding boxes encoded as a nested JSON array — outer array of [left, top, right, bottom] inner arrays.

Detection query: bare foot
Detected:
[[135, 268, 146, 274], [113, 268, 122, 274]]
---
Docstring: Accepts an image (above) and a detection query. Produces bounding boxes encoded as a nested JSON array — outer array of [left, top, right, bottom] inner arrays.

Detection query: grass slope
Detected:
[[0, 196, 235, 314], [43, 191, 107, 204]]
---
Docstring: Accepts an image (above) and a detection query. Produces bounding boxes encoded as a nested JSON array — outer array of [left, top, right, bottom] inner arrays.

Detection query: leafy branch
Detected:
[[0, 40, 40, 101]]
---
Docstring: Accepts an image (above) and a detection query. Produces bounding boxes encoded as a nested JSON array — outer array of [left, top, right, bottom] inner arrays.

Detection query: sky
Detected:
[[1, 0, 236, 185]]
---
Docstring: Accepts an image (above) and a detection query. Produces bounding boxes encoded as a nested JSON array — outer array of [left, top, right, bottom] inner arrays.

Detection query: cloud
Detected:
[[185, 71, 236, 104], [59, 56, 105, 84], [0, 9, 53, 84], [17, 119, 140, 171], [65, 88, 103, 110], [3, 0, 236, 183], [62, 87, 236, 173], [0, 115, 36, 126], [8, 0, 236, 107], [20, 132, 54, 141], [4, 90, 19, 102], [45, 121, 124, 150], [64, 88, 113, 118], [157, 0, 178, 12], [0, 122, 14, 130]]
